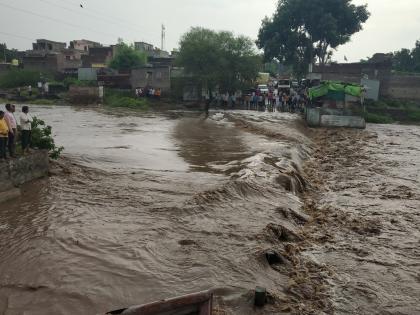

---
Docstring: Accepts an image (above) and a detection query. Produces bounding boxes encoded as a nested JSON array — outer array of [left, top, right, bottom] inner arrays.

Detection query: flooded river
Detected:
[[0, 105, 419, 314]]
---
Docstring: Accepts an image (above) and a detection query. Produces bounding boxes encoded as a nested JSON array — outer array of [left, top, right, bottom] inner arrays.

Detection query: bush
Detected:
[[364, 112, 394, 124], [29, 99, 57, 105], [104, 89, 149, 109], [0, 69, 41, 88], [63, 77, 97, 89], [407, 110, 420, 122], [31, 117, 64, 159]]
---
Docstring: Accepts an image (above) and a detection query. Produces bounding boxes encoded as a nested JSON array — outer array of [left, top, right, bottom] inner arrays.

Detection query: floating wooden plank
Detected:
[[106, 290, 213, 315]]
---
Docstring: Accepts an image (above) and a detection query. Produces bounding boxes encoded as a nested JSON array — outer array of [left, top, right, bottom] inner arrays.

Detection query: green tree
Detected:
[[389, 40, 420, 73], [31, 117, 64, 159], [393, 48, 414, 72], [176, 27, 262, 94], [411, 40, 420, 73], [0, 69, 41, 88], [109, 42, 147, 71], [0, 43, 20, 63], [257, 0, 370, 76]]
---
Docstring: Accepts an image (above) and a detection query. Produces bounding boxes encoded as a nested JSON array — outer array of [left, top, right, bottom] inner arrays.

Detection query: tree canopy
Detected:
[[392, 40, 420, 73], [0, 43, 20, 63], [109, 42, 147, 71], [257, 0, 370, 77], [176, 27, 262, 93]]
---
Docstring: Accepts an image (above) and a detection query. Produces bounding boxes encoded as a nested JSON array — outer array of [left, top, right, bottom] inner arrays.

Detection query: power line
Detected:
[[0, 1, 124, 41], [37, 0, 155, 41], [0, 31, 34, 42], [60, 0, 151, 31]]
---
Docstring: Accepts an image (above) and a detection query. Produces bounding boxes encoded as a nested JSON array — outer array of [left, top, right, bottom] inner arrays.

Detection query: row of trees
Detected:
[[392, 41, 420, 73]]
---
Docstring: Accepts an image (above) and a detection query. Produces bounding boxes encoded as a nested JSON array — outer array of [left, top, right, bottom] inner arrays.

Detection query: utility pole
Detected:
[[2, 43, 6, 63], [161, 24, 166, 51]]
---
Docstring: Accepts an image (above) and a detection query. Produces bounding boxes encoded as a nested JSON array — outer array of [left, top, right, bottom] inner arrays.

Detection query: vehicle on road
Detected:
[[258, 84, 269, 93]]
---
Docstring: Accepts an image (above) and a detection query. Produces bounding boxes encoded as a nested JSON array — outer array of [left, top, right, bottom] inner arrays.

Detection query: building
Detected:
[[134, 42, 154, 54], [61, 48, 85, 74], [32, 39, 66, 53], [134, 41, 170, 58], [130, 66, 171, 92], [81, 46, 114, 68], [23, 53, 64, 73], [70, 39, 102, 52]]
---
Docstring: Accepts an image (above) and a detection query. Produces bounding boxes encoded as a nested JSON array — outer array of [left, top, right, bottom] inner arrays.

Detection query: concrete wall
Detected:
[[382, 75, 420, 100], [78, 68, 98, 81], [306, 108, 366, 129], [23, 54, 60, 73], [0, 150, 49, 203]]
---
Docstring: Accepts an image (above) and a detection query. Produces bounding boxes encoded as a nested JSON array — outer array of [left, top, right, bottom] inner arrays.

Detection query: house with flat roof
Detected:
[[70, 39, 102, 52], [32, 39, 66, 53]]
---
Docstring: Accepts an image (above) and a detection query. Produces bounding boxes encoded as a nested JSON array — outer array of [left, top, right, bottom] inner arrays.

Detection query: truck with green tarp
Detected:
[[306, 81, 366, 129]]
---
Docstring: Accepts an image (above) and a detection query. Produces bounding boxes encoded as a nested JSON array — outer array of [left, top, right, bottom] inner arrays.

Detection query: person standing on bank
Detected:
[[20, 106, 33, 154], [4, 104, 17, 158], [0, 111, 9, 160]]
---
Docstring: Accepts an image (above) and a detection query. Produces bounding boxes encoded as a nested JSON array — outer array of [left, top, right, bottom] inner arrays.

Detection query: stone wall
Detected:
[[381, 75, 420, 100], [0, 150, 49, 203]]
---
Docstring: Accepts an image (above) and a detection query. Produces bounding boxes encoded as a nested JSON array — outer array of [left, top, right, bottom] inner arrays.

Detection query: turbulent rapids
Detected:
[[0, 106, 419, 315]]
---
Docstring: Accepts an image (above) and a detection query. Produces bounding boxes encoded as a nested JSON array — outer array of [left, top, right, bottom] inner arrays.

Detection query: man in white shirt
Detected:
[[20, 106, 33, 154], [4, 104, 17, 157]]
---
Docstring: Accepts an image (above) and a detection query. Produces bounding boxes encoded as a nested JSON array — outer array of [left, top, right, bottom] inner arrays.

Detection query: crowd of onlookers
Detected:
[[210, 85, 309, 114], [0, 104, 33, 160], [135, 87, 162, 99], [243, 88, 308, 113]]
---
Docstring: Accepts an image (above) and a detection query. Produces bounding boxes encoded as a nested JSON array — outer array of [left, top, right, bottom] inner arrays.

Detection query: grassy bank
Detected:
[[365, 99, 420, 124], [104, 89, 149, 110]]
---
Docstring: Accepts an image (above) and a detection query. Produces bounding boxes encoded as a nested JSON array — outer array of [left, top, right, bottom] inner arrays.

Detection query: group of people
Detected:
[[209, 87, 308, 113], [0, 104, 33, 160], [16, 83, 49, 98], [135, 87, 161, 99], [244, 89, 308, 113]]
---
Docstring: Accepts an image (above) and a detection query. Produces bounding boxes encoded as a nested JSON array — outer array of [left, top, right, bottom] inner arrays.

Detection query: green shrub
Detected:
[[104, 89, 149, 109], [0, 70, 41, 88], [364, 112, 394, 124], [29, 99, 57, 105], [31, 117, 64, 159], [63, 77, 97, 89], [407, 110, 420, 121]]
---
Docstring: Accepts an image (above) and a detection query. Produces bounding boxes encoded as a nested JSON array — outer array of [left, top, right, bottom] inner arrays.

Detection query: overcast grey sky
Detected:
[[0, 0, 419, 62]]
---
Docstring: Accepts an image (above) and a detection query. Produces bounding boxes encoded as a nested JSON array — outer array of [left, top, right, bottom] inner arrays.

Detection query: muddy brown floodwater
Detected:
[[0, 105, 419, 315]]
